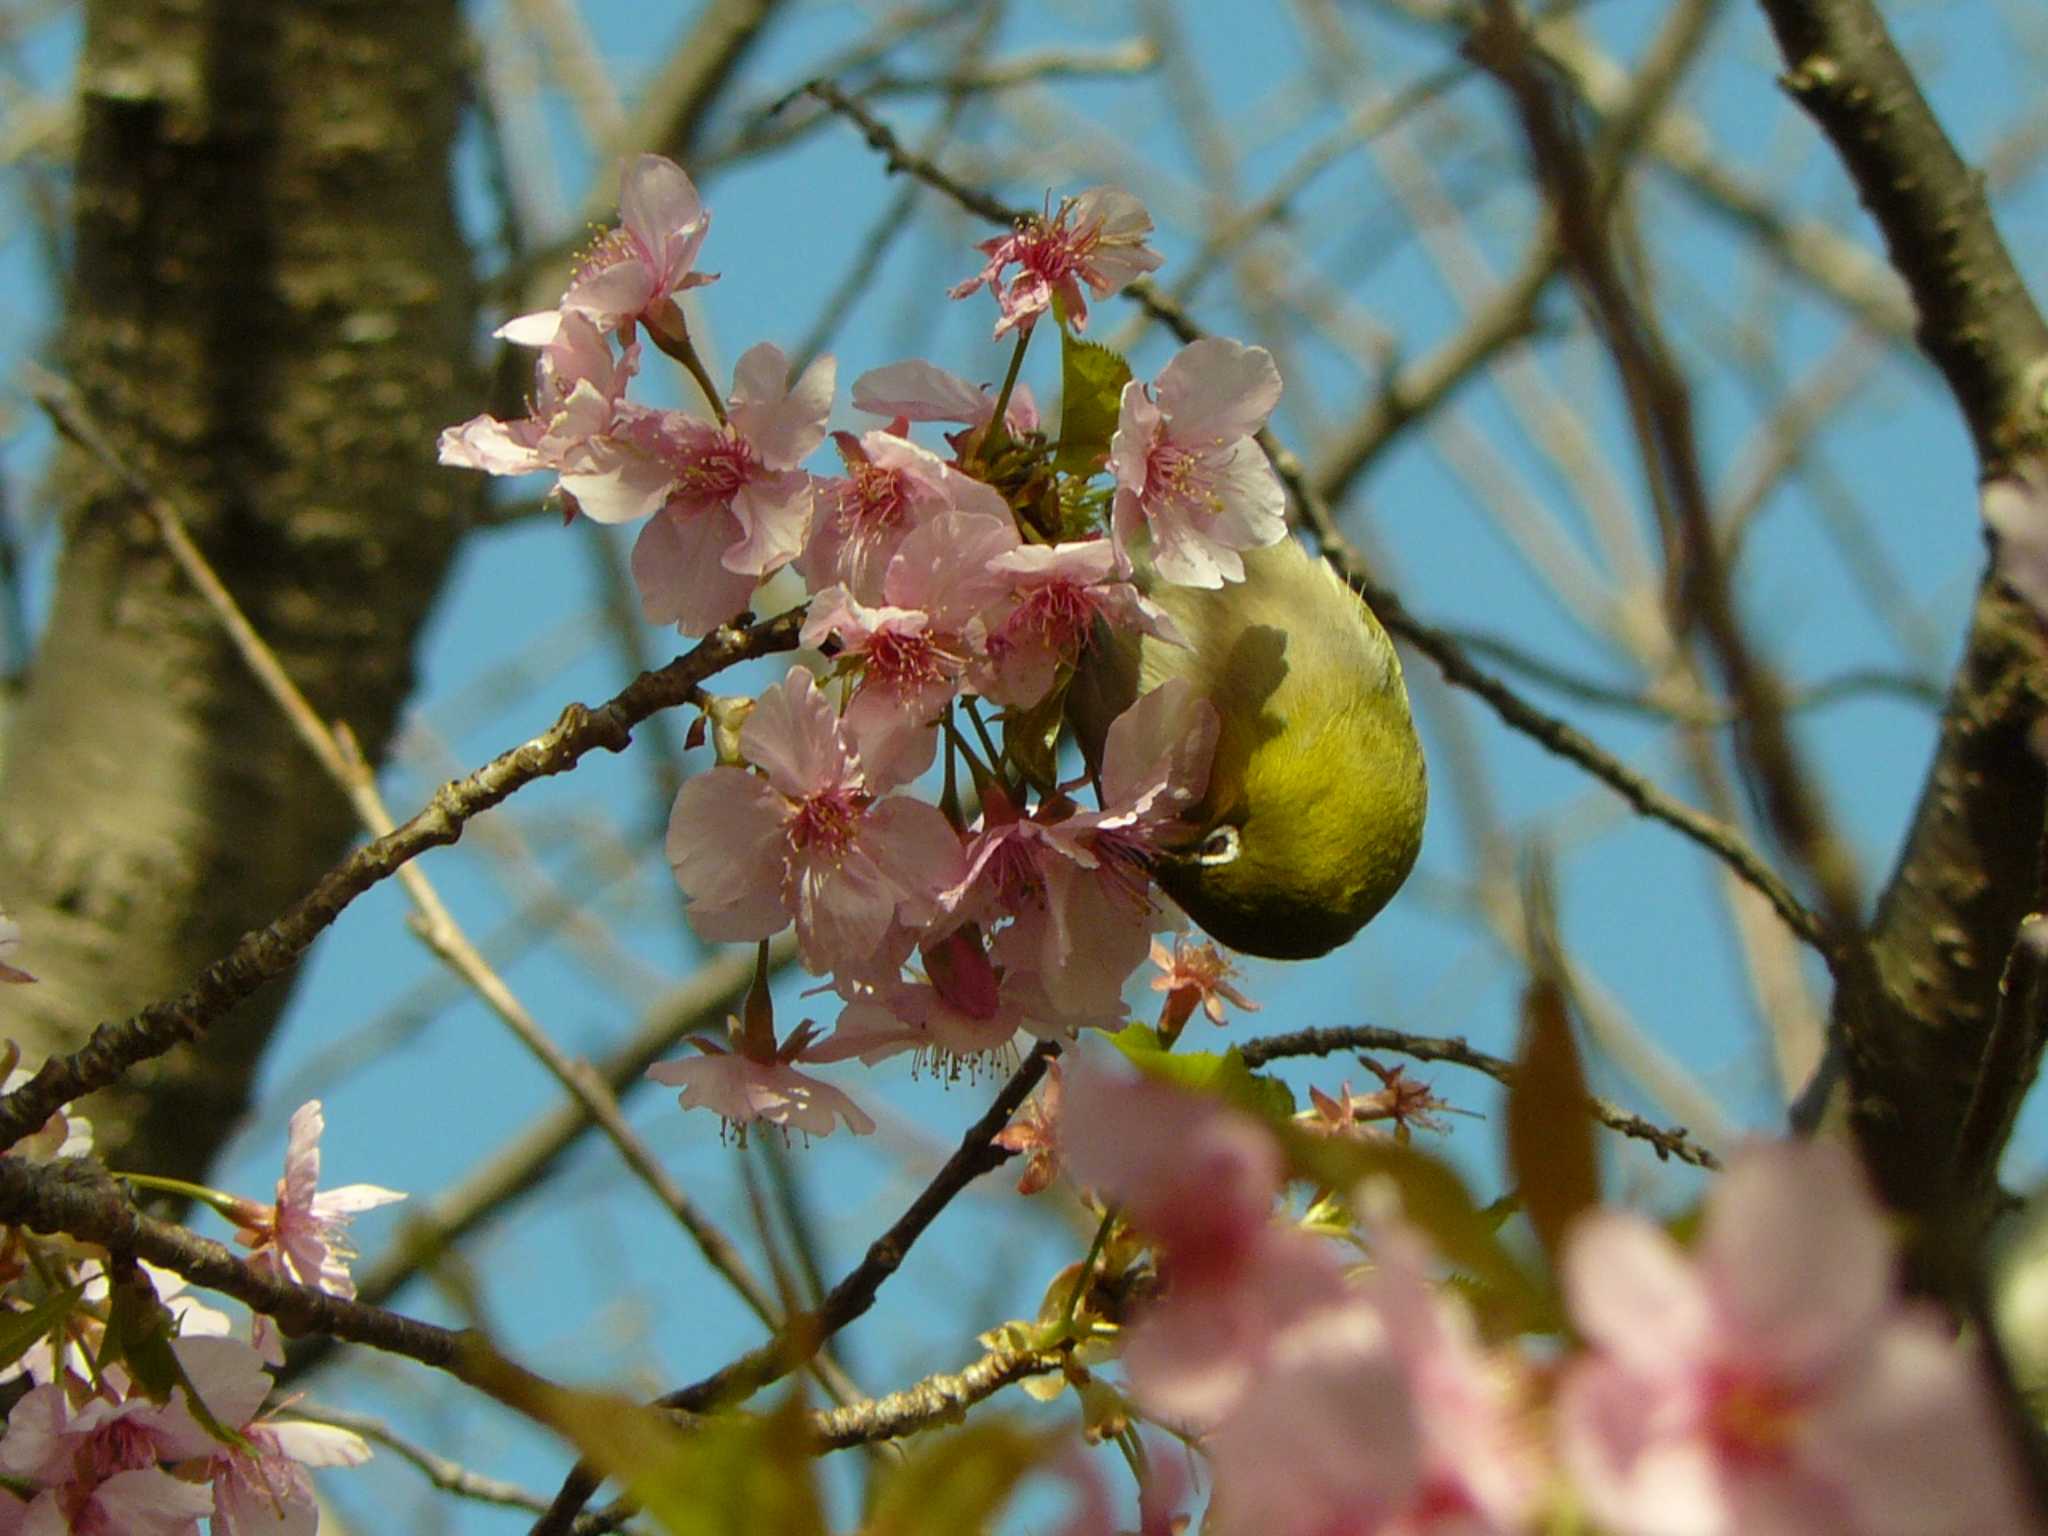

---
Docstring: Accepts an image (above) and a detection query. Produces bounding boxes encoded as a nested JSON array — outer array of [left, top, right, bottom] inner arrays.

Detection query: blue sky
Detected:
[[4, 0, 2047, 1527]]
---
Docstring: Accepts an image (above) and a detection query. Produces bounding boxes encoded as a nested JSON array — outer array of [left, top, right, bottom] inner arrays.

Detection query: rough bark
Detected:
[[0, 1, 479, 1179], [1752, 0, 2048, 1291]]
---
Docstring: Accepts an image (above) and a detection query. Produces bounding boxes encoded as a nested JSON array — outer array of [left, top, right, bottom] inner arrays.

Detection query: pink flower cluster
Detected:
[[0, 1334, 370, 1536], [1056, 1060, 2036, 1536], [0, 1099, 391, 1532], [439, 157, 1302, 1138]]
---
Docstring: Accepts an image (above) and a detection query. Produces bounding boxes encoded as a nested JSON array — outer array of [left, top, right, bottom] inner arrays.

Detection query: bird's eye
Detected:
[[1194, 825, 1241, 866]]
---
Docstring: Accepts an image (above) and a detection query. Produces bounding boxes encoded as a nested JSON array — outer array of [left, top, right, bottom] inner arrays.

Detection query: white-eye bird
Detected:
[[1069, 535, 1427, 960]]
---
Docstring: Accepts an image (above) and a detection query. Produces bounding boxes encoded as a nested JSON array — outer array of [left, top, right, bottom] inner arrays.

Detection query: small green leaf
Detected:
[[1504, 970, 1601, 1276], [100, 1264, 179, 1400], [460, 1339, 824, 1536], [1055, 334, 1133, 477], [1275, 1126, 1552, 1334], [0, 1284, 84, 1374], [866, 1420, 1057, 1536], [1111, 1025, 1295, 1121], [1000, 688, 1067, 794]]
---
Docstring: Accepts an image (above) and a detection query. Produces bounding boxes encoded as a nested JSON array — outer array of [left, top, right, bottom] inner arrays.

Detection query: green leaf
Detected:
[[1000, 687, 1067, 794], [0, 1284, 84, 1374], [460, 1340, 824, 1536], [1055, 334, 1133, 477], [100, 1264, 180, 1400], [1274, 1126, 1552, 1334], [1111, 1025, 1295, 1121], [1504, 970, 1601, 1276], [865, 1420, 1057, 1536]]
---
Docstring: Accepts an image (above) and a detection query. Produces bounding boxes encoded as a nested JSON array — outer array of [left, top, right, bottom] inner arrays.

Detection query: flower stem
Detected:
[[1059, 1207, 1118, 1331], [646, 302, 729, 426], [975, 328, 1032, 470]]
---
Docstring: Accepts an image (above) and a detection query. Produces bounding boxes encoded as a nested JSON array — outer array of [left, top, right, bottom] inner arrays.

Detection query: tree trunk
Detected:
[[0, 0, 480, 1179]]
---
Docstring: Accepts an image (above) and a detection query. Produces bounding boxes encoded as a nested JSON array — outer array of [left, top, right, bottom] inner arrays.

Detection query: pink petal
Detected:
[[1701, 1140, 1892, 1374], [729, 344, 834, 471], [1563, 1210, 1714, 1371], [737, 669, 855, 800], [852, 359, 997, 424], [1099, 677, 1217, 815], [619, 153, 705, 267], [667, 768, 791, 937], [630, 504, 759, 635], [558, 437, 674, 526], [724, 470, 814, 575], [1557, 1361, 1727, 1536], [1153, 337, 1281, 444], [495, 309, 566, 347], [265, 1417, 373, 1469]]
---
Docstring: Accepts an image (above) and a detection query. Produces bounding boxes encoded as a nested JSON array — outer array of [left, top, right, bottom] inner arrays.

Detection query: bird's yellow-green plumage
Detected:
[[1069, 536, 1427, 960]]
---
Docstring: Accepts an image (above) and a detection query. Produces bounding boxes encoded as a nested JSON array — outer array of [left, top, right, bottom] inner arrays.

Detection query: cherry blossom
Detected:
[[1148, 936, 1257, 1035], [230, 1101, 404, 1364], [206, 1413, 371, 1536], [648, 1021, 875, 1141], [800, 508, 1013, 787], [231, 1102, 405, 1301], [974, 538, 1183, 710], [994, 1059, 1064, 1195], [799, 429, 1012, 604], [1059, 1057, 1348, 1428], [437, 312, 673, 527], [950, 186, 1164, 337], [0, 1337, 268, 1535], [849, 359, 1041, 459], [157, 1334, 370, 1536], [631, 343, 835, 635], [1109, 338, 1288, 588], [944, 683, 1215, 1018], [666, 667, 965, 975], [1558, 1138, 2033, 1536], [498, 153, 716, 345]]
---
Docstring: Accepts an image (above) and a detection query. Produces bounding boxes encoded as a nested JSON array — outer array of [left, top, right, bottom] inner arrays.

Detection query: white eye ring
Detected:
[[1193, 825, 1240, 866]]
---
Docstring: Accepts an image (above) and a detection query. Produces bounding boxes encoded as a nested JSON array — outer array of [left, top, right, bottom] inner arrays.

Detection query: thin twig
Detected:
[[0, 1155, 467, 1369], [1239, 1023, 1719, 1169], [531, 1042, 1058, 1536], [296, 1404, 604, 1526], [0, 570, 803, 1151]]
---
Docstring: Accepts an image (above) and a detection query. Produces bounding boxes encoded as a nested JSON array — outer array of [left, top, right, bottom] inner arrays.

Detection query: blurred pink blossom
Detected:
[[1559, 1138, 2034, 1536], [1059, 1058, 1348, 1428]]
